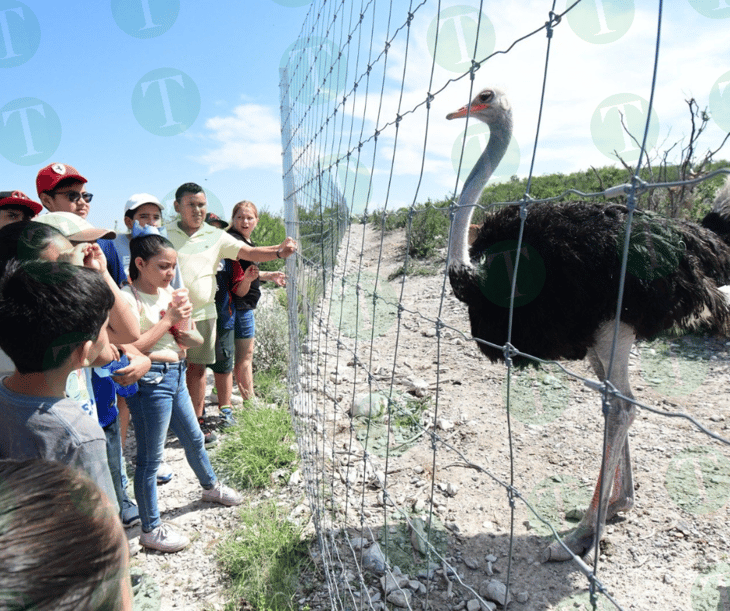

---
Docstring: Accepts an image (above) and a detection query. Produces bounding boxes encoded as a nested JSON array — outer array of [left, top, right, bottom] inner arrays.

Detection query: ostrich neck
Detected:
[[449, 116, 512, 269]]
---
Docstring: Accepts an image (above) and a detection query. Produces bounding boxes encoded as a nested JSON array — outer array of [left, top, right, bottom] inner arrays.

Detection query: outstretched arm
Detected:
[[236, 237, 297, 263]]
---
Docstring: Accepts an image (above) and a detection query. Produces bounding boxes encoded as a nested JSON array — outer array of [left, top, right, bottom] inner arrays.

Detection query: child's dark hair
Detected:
[[0, 220, 65, 276], [128, 234, 175, 282], [174, 182, 203, 202], [0, 458, 126, 611], [0, 260, 114, 373]]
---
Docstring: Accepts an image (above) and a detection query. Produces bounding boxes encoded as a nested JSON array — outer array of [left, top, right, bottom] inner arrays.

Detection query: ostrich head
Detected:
[[446, 88, 511, 125], [446, 88, 513, 270]]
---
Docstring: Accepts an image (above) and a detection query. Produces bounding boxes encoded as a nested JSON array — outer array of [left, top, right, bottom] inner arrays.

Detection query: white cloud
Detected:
[[195, 103, 283, 172]]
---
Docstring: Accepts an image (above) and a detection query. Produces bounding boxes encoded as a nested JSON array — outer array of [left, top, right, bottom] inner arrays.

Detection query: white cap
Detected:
[[36, 211, 115, 241], [124, 193, 164, 214]]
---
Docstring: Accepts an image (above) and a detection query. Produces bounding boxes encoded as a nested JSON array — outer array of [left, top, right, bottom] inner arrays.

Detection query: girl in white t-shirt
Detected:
[[121, 231, 241, 553]]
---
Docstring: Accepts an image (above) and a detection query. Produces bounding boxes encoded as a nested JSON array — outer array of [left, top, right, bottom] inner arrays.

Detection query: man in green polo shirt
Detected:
[[166, 183, 296, 442]]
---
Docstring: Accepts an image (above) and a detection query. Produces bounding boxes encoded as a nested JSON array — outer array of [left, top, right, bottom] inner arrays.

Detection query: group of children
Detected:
[[0, 163, 296, 608]]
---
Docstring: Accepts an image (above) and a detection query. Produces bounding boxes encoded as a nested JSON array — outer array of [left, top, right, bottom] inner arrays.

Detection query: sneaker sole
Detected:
[[140, 540, 189, 553], [123, 517, 141, 529]]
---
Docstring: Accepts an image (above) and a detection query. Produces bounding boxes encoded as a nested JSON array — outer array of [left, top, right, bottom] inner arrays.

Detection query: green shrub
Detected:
[[254, 295, 289, 374], [217, 501, 310, 611], [408, 202, 449, 258], [253, 209, 287, 273], [212, 405, 297, 490]]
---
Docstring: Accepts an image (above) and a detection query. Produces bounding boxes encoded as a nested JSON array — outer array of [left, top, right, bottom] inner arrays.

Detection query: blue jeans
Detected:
[[127, 360, 217, 532], [234, 308, 255, 339]]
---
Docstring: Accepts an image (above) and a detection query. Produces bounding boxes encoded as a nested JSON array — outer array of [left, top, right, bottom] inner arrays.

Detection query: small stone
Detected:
[[362, 542, 387, 574], [479, 579, 510, 606], [464, 556, 480, 570], [437, 418, 454, 430], [515, 591, 529, 603], [350, 537, 368, 550], [409, 379, 429, 397], [386, 589, 412, 608], [467, 599, 481, 611], [565, 506, 586, 520]]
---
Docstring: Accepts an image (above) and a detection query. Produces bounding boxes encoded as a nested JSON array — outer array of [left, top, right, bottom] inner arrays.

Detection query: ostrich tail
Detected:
[[702, 175, 730, 245]]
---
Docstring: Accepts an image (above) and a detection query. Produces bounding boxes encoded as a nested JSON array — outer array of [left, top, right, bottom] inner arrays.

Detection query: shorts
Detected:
[[234, 309, 255, 340], [186, 318, 216, 365], [208, 326, 234, 373]]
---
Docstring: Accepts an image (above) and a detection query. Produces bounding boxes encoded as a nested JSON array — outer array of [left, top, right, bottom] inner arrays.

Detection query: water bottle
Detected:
[[172, 288, 191, 331], [101, 353, 139, 397]]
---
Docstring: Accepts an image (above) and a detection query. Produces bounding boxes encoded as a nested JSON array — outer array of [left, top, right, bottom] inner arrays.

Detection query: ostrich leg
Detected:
[[543, 322, 637, 562]]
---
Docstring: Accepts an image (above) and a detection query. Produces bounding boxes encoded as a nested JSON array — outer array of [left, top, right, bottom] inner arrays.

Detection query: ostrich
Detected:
[[446, 88, 730, 562]]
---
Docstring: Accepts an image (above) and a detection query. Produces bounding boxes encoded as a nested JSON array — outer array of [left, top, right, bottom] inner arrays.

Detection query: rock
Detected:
[[479, 579, 510, 606], [437, 418, 454, 430], [288, 469, 301, 486], [410, 517, 429, 555], [386, 589, 412, 608], [464, 556, 480, 570], [350, 537, 368, 550], [515, 591, 529, 603], [351, 392, 388, 419], [409, 378, 429, 397], [381, 571, 410, 594], [467, 599, 482, 611], [362, 542, 387, 574]]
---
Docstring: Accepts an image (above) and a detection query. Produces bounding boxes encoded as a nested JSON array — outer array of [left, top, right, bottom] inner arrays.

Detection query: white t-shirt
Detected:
[[121, 285, 184, 359]]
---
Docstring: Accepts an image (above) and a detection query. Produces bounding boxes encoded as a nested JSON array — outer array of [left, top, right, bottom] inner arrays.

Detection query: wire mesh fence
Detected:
[[279, 1, 730, 609]]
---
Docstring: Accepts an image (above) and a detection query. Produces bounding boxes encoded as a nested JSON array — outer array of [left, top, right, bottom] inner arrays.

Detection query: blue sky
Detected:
[[2, 1, 729, 232]]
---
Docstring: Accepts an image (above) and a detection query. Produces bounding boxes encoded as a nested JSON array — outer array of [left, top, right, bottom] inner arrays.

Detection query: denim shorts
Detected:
[[209, 326, 234, 373], [234, 308, 255, 340]]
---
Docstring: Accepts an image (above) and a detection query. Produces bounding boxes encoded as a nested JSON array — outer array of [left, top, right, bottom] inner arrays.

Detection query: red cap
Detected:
[[36, 163, 87, 196], [0, 190, 43, 215]]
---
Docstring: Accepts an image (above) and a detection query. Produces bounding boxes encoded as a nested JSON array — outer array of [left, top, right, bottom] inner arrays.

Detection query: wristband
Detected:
[[276, 249, 282, 259]]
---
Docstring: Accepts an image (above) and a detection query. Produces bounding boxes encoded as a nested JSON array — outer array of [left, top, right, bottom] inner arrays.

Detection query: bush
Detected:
[[408, 202, 449, 258], [254, 294, 289, 374], [212, 405, 297, 489], [253, 209, 287, 273], [217, 501, 309, 611]]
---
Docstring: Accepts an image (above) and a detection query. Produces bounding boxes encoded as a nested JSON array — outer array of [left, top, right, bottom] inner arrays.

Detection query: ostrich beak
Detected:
[[446, 101, 490, 120]]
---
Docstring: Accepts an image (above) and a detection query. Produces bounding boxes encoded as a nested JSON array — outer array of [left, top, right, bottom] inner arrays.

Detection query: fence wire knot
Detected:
[[545, 11, 561, 38]]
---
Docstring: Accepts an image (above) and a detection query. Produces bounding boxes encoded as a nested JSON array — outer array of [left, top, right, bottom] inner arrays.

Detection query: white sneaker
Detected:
[[157, 461, 174, 484], [208, 391, 243, 406], [139, 523, 190, 553], [201, 481, 242, 506]]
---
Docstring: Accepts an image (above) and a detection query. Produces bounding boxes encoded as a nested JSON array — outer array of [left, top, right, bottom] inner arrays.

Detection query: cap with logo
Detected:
[[36, 163, 88, 196], [0, 190, 42, 215]]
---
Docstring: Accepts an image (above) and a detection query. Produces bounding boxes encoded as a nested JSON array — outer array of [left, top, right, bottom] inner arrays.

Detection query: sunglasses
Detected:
[[53, 190, 93, 204]]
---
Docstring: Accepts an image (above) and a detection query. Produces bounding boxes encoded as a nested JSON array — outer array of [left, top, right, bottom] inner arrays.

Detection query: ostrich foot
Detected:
[[606, 496, 634, 521], [541, 527, 596, 563]]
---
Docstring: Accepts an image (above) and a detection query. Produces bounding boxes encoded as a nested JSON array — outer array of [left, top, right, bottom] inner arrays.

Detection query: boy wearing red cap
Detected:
[[36, 163, 93, 219], [0, 190, 42, 229]]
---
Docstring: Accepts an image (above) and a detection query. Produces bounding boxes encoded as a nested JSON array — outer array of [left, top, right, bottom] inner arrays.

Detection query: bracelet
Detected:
[[276, 249, 282, 259]]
